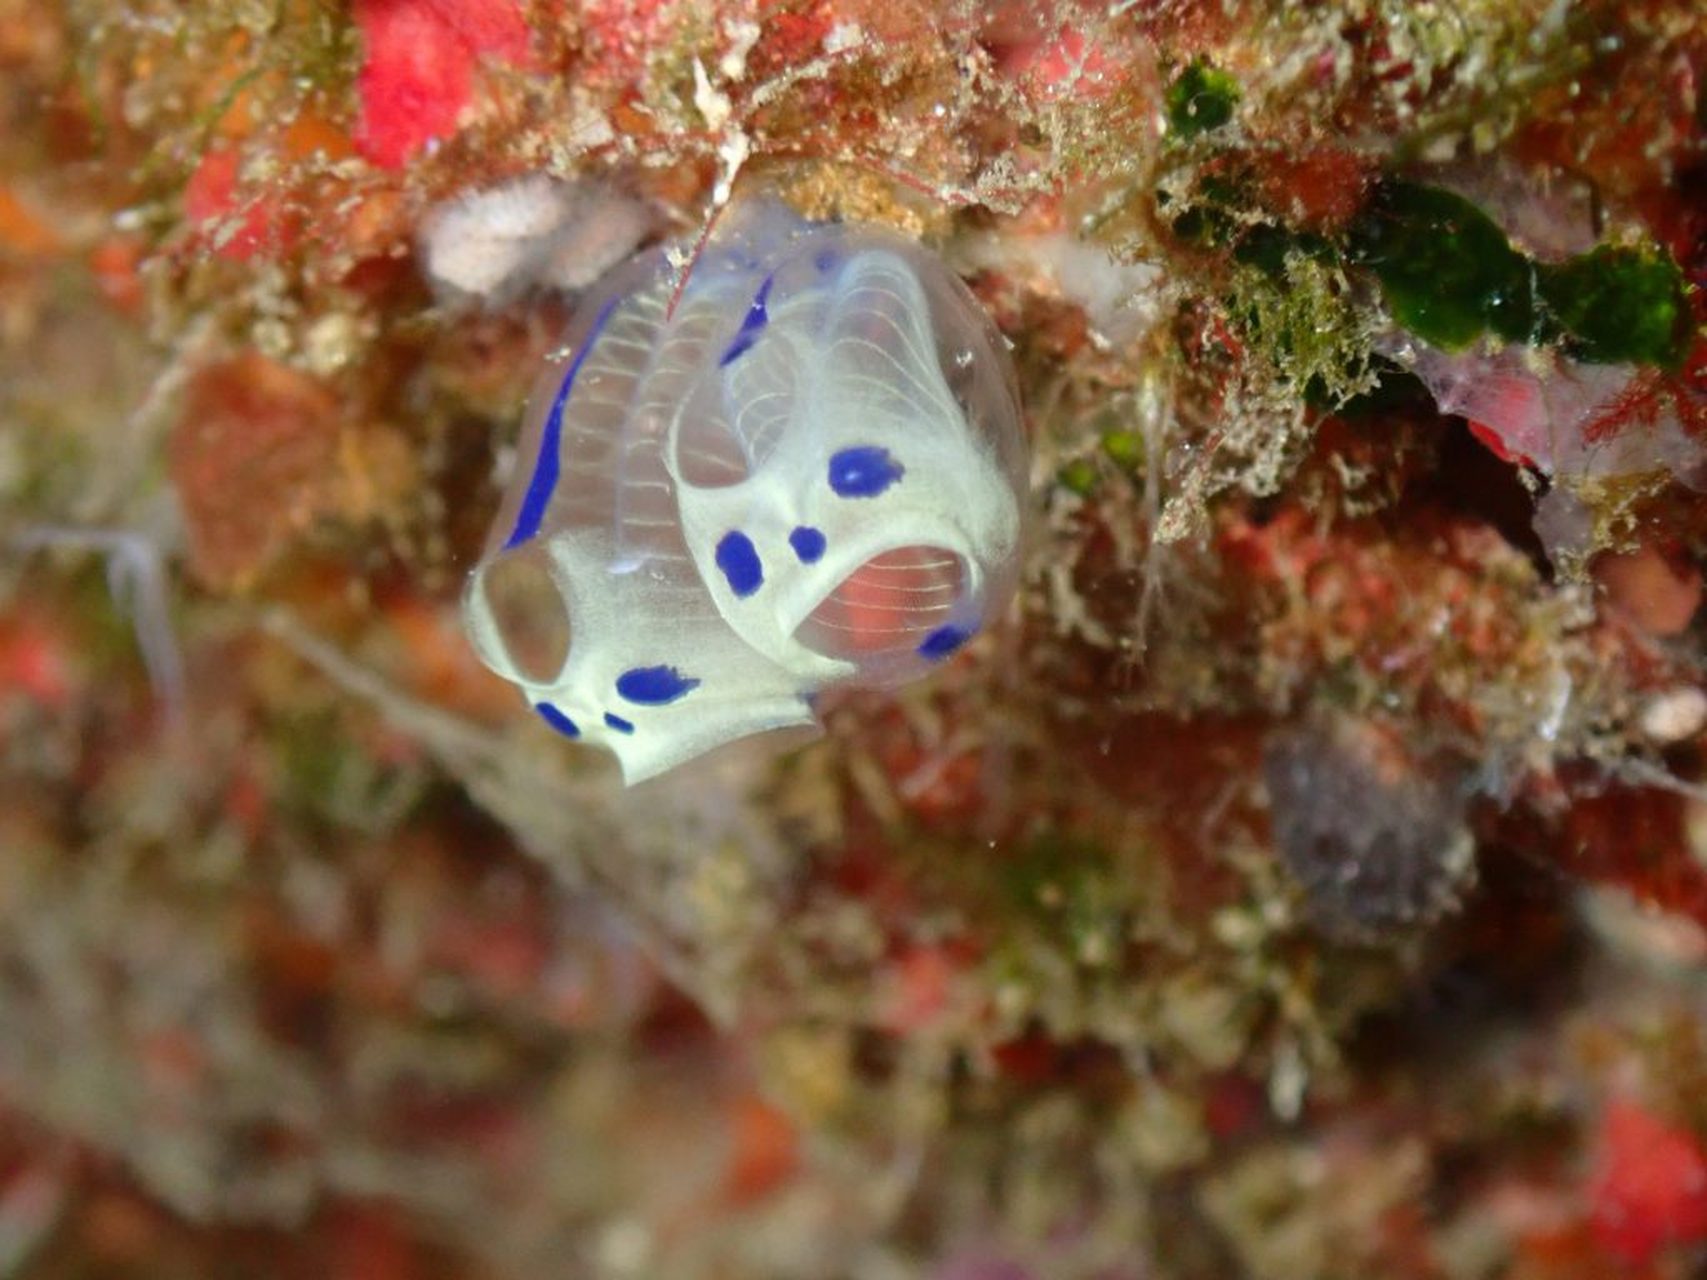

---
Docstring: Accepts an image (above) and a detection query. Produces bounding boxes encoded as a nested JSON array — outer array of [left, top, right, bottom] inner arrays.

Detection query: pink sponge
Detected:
[[352, 0, 529, 169]]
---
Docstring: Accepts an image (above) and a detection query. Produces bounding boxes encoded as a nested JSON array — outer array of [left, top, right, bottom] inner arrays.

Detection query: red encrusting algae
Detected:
[[1588, 1099, 1707, 1265]]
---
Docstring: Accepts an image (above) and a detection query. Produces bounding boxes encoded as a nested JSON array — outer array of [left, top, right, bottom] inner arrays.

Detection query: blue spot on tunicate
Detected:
[[616, 665, 701, 705], [814, 249, 837, 273], [789, 526, 827, 564], [715, 530, 764, 597], [535, 702, 581, 738], [505, 295, 622, 549], [918, 625, 974, 660], [719, 275, 773, 366], [828, 445, 904, 498], [604, 712, 635, 734]]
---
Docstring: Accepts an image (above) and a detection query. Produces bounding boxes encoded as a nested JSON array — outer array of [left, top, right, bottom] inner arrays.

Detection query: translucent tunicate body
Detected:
[[463, 198, 1027, 783]]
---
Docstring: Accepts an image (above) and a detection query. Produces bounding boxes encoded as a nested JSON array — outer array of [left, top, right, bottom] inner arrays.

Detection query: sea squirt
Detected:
[[462, 198, 1028, 783]]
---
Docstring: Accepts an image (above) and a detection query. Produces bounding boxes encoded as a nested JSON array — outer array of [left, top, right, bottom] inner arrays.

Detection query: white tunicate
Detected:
[[462, 199, 1028, 783]]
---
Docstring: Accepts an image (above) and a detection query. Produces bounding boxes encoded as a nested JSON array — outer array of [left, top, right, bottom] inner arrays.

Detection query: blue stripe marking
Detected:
[[603, 712, 635, 734], [788, 525, 826, 564], [504, 294, 623, 549], [615, 665, 701, 705], [918, 625, 973, 660], [828, 445, 904, 498], [718, 275, 773, 367], [715, 530, 764, 597], [535, 702, 581, 737]]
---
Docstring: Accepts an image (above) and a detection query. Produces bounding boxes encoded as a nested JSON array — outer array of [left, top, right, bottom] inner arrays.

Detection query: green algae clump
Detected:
[[1350, 184, 1693, 368], [1056, 457, 1099, 496], [1167, 59, 1240, 138], [1538, 244, 1693, 367], [1349, 182, 1536, 350], [1100, 427, 1146, 469]]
